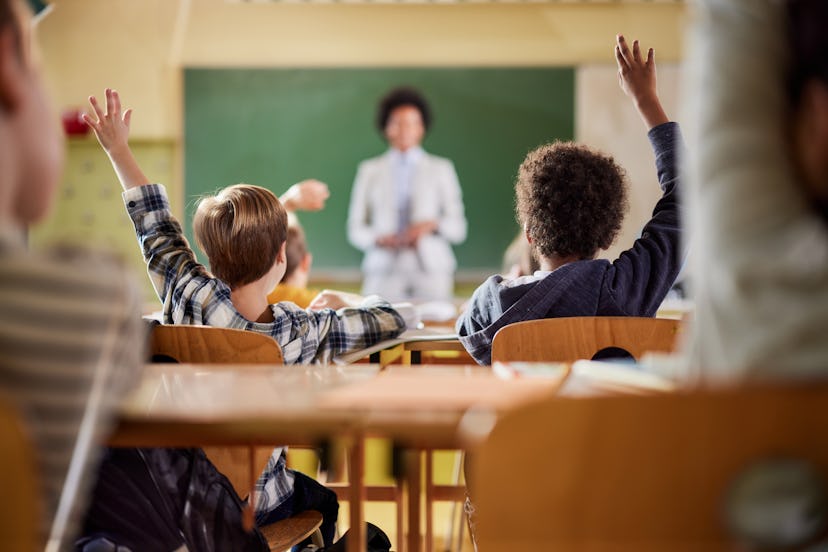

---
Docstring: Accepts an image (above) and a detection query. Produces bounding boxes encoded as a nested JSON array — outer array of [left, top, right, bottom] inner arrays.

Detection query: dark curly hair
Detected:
[[515, 141, 628, 261], [376, 86, 431, 134]]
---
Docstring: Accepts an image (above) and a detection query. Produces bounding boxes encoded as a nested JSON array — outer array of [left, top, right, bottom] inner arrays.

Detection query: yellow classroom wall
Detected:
[[39, 0, 686, 140], [34, 0, 688, 292]]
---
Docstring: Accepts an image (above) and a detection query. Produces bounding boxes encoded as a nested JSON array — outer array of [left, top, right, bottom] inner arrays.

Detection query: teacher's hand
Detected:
[[402, 220, 438, 246], [376, 233, 403, 248]]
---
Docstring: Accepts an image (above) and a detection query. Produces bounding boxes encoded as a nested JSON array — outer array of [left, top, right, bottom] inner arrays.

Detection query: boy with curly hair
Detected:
[[456, 35, 684, 365]]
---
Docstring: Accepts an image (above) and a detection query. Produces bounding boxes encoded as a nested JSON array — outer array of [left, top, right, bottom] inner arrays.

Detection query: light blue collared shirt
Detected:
[[389, 146, 424, 235]]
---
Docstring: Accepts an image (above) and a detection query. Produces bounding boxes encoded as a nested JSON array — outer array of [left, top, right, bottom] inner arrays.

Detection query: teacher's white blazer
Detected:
[[347, 150, 467, 274]]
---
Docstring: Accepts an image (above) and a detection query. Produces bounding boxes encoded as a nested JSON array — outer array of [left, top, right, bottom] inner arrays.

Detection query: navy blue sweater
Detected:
[[456, 122, 684, 365]]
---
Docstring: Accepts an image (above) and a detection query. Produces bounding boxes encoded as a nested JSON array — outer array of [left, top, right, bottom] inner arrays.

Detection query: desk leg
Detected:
[[411, 350, 422, 365], [406, 449, 423, 552], [348, 436, 365, 552], [425, 449, 433, 552]]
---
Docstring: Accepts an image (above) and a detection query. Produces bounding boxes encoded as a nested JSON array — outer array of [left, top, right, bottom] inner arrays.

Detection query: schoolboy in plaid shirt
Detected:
[[84, 88, 405, 546]]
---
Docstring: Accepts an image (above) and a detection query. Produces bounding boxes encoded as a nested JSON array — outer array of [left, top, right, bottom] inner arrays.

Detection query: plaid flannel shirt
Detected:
[[123, 183, 405, 516]]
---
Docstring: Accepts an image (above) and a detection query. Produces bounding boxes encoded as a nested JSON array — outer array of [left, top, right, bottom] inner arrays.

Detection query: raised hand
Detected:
[[615, 35, 669, 130], [82, 88, 149, 190], [280, 179, 330, 212], [82, 88, 132, 154]]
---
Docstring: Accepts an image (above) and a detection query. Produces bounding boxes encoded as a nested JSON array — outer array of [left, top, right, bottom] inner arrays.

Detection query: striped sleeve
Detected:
[[0, 241, 144, 547]]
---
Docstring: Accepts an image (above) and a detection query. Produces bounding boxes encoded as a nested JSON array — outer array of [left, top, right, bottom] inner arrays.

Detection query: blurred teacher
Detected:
[[347, 87, 467, 302]]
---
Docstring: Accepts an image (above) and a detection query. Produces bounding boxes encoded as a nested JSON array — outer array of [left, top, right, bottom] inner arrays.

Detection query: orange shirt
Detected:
[[266, 284, 319, 309]]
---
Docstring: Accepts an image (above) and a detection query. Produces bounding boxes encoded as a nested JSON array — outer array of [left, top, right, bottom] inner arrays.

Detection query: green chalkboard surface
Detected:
[[184, 67, 574, 273]]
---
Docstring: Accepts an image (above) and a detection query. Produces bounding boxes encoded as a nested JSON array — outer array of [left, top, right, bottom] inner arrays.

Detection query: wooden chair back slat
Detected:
[[472, 383, 828, 551], [151, 324, 283, 365], [491, 316, 683, 363], [0, 398, 40, 551], [149, 324, 283, 496]]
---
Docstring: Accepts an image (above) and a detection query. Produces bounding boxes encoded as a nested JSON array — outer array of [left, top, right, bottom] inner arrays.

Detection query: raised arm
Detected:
[[615, 35, 669, 130], [280, 179, 330, 212], [607, 36, 684, 316], [82, 89, 150, 190]]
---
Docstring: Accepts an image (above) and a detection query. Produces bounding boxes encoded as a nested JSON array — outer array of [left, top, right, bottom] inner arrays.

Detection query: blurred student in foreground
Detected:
[[0, 0, 143, 548], [683, 0, 828, 381]]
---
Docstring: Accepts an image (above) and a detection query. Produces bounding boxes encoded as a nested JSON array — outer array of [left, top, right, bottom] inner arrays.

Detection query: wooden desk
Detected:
[[113, 363, 565, 552], [317, 366, 567, 552], [113, 363, 375, 552], [403, 338, 469, 365], [340, 328, 459, 367]]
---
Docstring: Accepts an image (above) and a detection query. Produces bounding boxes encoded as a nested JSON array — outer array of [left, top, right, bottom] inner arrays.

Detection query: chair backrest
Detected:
[[490, 316, 682, 363], [471, 382, 828, 551], [149, 324, 283, 496], [150, 324, 284, 364], [0, 397, 40, 551]]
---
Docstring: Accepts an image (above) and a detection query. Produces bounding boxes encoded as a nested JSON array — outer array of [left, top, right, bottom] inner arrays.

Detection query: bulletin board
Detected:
[[31, 138, 176, 304], [184, 67, 574, 274]]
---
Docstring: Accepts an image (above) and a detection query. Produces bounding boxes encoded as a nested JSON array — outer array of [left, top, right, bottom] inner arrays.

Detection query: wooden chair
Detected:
[[151, 323, 284, 365], [148, 324, 320, 550], [0, 397, 40, 552], [440, 316, 680, 551], [470, 382, 828, 551], [491, 316, 683, 363]]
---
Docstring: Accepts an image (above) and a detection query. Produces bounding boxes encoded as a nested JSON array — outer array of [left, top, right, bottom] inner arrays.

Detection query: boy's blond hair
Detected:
[[193, 184, 287, 289]]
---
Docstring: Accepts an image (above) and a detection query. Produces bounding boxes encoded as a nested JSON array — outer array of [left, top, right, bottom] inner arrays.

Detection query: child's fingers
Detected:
[[105, 88, 114, 117], [614, 44, 627, 71], [632, 39, 642, 63], [617, 34, 633, 66], [647, 47, 655, 66], [80, 113, 101, 134], [88, 95, 105, 121], [123, 108, 133, 128], [112, 90, 121, 115]]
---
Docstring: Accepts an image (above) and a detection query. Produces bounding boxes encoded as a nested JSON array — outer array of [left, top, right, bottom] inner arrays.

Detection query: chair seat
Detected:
[[260, 510, 323, 552]]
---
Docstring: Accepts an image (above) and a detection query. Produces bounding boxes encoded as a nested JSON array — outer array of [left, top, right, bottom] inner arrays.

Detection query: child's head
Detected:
[[377, 87, 431, 152], [0, 0, 64, 227], [787, 0, 828, 212], [193, 184, 288, 289], [280, 219, 312, 287], [516, 142, 628, 262]]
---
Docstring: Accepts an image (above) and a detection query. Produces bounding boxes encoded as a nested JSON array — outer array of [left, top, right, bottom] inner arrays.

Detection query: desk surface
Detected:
[[115, 363, 565, 447], [112, 362, 567, 552], [112, 361, 670, 552], [113, 363, 376, 446]]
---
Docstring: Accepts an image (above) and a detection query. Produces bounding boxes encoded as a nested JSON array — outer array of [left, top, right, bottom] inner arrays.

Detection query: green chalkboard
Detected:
[[184, 67, 574, 273]]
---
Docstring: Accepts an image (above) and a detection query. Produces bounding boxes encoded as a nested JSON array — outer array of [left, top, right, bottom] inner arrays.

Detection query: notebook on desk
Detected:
[[560, 359, 676, 396]]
